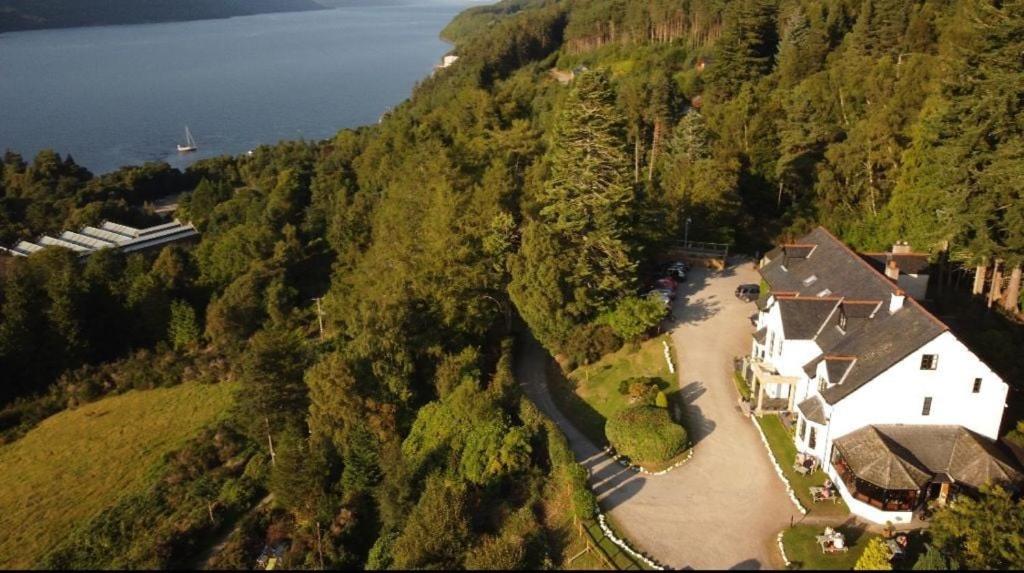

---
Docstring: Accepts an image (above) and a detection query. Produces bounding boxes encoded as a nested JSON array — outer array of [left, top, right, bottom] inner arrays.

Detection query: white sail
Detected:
[[177, 126, 198, 152]]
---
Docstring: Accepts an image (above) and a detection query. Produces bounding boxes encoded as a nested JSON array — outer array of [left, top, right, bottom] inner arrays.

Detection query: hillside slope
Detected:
[[0, 382, 238, 568], [0, 0, 325, 33]]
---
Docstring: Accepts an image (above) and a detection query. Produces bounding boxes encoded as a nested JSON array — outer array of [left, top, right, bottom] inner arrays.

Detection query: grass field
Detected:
[[756, 414, 849, 518], [781, 524, 875, 570], [0, 382, 238, 568], [552, 335, 677, 446]]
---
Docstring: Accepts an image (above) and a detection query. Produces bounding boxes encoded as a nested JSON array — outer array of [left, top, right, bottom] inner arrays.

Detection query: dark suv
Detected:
[[735, 284, 760, 302]]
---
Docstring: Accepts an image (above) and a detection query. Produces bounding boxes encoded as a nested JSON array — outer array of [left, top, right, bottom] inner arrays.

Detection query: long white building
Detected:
[[1, 220, 198, 258], [745, 227, 1021, 524]]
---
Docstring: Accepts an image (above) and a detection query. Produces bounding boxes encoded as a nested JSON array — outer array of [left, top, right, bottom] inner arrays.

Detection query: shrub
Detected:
[[618, 377, 659, 404], [655, 391, 669, 408], [854, 537, 893, 571], [605, 406, 688, 465]]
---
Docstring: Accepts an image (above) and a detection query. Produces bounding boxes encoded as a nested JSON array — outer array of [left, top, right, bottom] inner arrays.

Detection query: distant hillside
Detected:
[[0, 0, 326, 33]]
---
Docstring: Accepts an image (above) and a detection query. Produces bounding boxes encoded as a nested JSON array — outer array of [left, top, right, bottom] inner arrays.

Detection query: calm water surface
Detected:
[[0, 1, 485, 174]]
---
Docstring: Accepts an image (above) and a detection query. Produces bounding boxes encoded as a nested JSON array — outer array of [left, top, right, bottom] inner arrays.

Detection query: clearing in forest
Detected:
[[0, 382, 238, 568]]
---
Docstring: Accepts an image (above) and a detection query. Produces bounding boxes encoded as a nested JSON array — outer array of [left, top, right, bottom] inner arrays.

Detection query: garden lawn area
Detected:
[[0, 382, 238, 568], [781, 524, 875, 570], [550, 335, 677, 447], [755, 414, 849, 518]]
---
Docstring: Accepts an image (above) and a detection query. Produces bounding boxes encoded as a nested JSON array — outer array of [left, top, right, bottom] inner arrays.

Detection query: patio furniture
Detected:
[[811, 484, 840, 503], [816, 531, 848, 554]]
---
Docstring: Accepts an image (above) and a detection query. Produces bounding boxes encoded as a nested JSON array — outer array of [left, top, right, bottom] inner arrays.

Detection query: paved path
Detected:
[[517, 260, 801, 570]]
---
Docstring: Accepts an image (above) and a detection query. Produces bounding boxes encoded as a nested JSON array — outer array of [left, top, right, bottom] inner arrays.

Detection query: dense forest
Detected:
[[0, 0, 324, 33], [1, 0, 1023, 568]]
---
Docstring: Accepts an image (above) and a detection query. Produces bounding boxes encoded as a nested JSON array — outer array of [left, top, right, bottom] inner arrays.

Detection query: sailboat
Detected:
[[177, 126, 198, 153]]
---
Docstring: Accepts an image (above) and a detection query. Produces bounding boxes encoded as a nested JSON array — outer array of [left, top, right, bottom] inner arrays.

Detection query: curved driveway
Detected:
[[518, 260, 800, 570]]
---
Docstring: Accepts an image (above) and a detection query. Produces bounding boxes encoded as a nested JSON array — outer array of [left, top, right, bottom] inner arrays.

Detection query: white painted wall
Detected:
[[825, 331, 1007, 446]]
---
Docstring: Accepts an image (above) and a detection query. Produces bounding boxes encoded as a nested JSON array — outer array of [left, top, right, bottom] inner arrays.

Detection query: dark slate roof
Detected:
[[797, 396, 828, 425], [835, 427, 932, 490], [760, 227, 949, 405], [818, 308, 945, 404], [836, 425, 1024, 490], [762, 227, 910, 300], [862, 253, 933, 276], [776, 297, 839, 339]]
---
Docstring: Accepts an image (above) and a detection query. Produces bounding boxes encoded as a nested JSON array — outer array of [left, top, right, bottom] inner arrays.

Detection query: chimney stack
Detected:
[[889, 289, 906, 314], [885, 258, 901, 281], [892, 241, 913, 255]]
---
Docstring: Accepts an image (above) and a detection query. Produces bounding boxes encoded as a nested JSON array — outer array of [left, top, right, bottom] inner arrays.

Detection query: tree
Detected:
[[912, 544, 955, 571], [855, 537, 894, 570], [390, 476, 472, 569], [167, 299, 200, 351], [706, 0, 778, 101], [928, 485, 1024, 570], [236, 327, 311, 462], [511, 71, 639, 353], [601, 294, 668, 345]]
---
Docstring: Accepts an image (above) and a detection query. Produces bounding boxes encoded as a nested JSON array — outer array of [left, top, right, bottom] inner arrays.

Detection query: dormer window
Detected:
[[803, 275, 818, 286], [838, 310, 848, 331]]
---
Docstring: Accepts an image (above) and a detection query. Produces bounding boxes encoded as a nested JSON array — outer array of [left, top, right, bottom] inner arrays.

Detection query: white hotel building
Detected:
[[744, 227, 1021, 524]]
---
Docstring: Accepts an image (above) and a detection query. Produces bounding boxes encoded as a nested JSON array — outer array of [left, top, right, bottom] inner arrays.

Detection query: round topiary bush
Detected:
[[605, 405, 688, 465]]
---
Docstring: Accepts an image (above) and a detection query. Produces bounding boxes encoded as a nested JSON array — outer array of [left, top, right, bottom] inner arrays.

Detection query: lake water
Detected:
[[0, 1, 486, 174]]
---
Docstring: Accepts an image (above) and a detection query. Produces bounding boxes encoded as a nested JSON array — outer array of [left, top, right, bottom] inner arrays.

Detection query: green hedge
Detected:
[[605, 405, 688, 465]]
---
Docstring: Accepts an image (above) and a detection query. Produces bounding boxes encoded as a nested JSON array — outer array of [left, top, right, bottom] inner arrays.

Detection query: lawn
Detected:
[[782, 524, 875, 570], [549, 335, 690, 471], [0, 382, 238, 568], [755, 414, 849, 518], [550, 335, 677, 447]]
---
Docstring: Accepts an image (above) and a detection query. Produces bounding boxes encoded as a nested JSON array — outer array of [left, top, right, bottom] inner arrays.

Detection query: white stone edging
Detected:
[[603, 445, 693, 476], [596, 512, 666, 570], [662, 340, 675, 374], [777, 530, 792, 567], [750, 416, 808, 514]]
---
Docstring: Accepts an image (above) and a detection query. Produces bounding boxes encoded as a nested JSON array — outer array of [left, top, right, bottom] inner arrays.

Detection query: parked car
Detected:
[[663, 261, 689, 279], [655, 277, 678, 292], [735, 284, 760, 302]]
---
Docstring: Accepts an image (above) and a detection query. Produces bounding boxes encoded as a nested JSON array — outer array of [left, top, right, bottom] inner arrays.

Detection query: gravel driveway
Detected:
[[518, 260, 800, 570]]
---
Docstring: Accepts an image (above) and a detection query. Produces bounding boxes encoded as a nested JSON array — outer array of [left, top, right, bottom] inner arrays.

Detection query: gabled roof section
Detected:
[[759, 227, 950, 405], [775, 296, 840, 340], [797, 396, 828, 425]]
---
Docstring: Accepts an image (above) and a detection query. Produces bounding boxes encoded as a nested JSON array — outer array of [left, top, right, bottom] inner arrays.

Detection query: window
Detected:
[[803, 275, 818, 286], [809, 426, 817, 449], [817, 288, 832, 297], [973, 378, 982, 394], [838, 310, 848, 331], [799, 419, 807, 441], [920, 354, 938, 370], [922, 397, 933, 416], [817, 376, 827, 393]]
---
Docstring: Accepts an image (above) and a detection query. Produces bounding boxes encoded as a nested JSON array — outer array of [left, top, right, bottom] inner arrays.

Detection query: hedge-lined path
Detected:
[[516, 260, 800, 570]]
